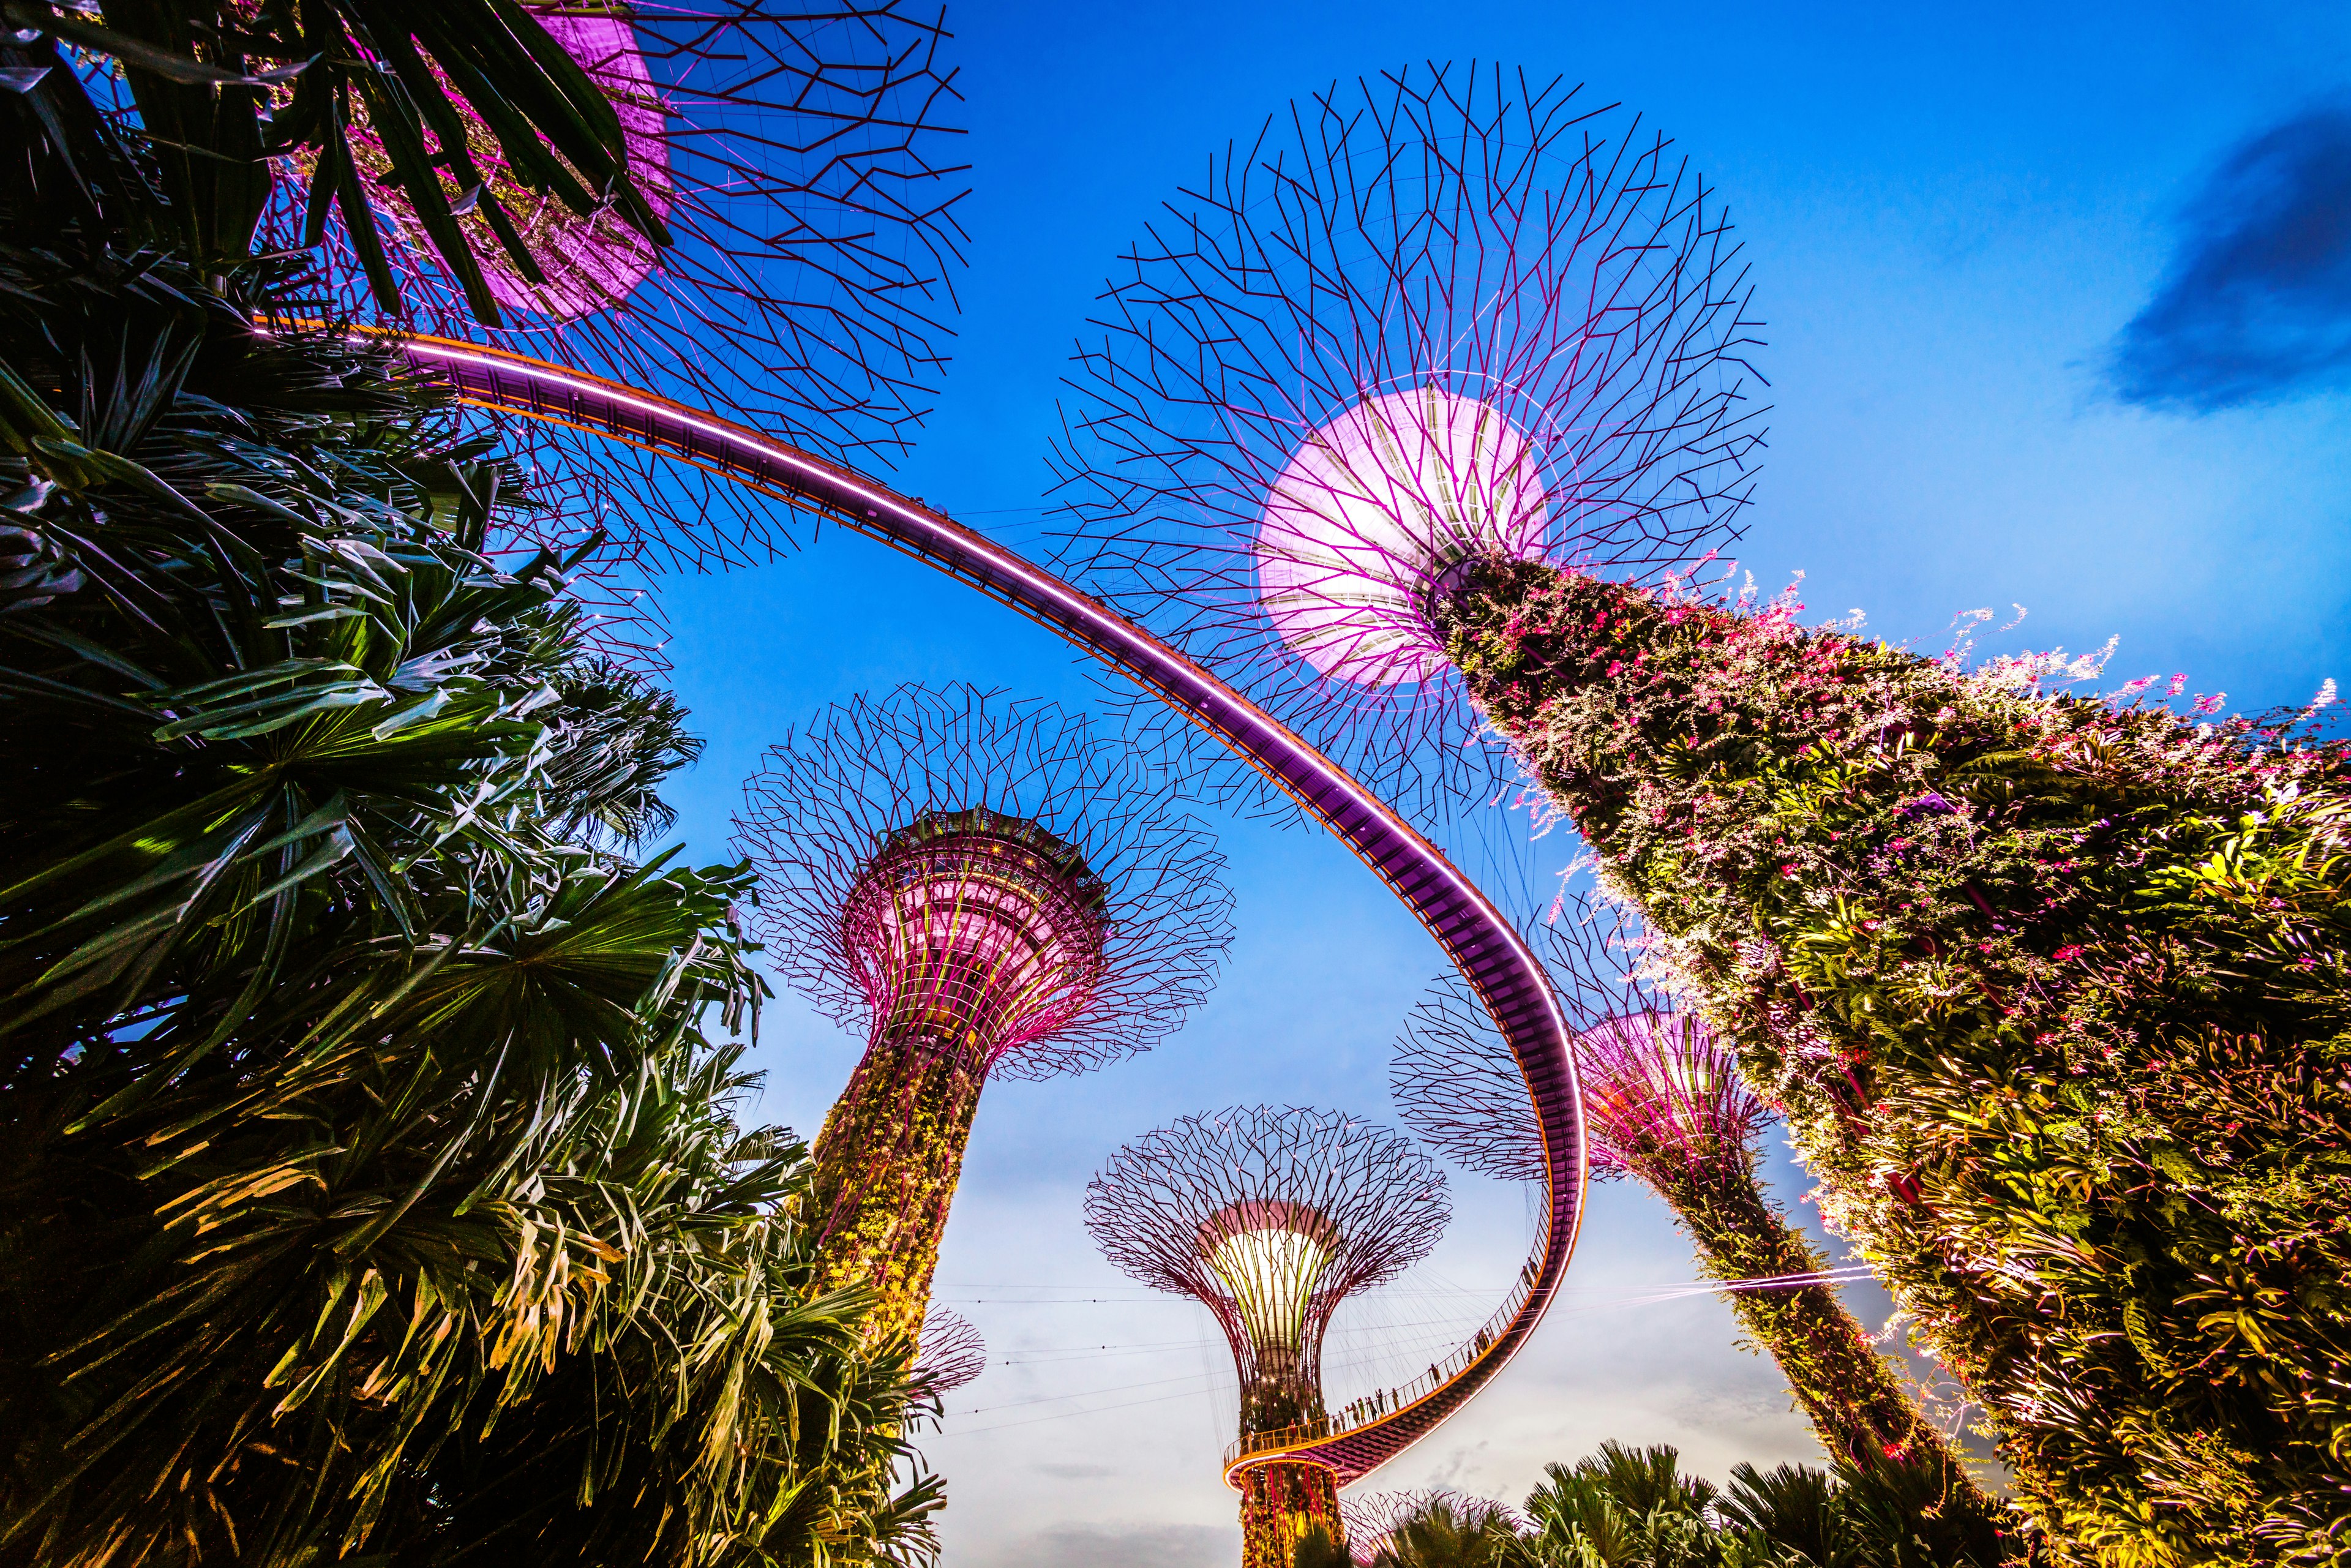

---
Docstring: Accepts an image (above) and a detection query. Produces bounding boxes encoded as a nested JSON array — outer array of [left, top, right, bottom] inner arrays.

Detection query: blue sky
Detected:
[[635, 4, 2351, 1562]]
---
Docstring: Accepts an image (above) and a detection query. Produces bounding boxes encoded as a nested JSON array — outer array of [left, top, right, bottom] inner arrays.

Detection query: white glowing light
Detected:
[[1206, 1217, 1336, 1359], [1254, 386, 1549, 686]]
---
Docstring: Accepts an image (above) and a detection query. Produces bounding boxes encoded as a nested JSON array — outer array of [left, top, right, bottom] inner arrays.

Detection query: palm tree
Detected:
[[1520, 1444, 1723, 1568], [1361, 1496, 1524, 1568], [0, 170, 935, 1562], [3, 0, 665, 323], [1716, 1464, 1858, 1568]]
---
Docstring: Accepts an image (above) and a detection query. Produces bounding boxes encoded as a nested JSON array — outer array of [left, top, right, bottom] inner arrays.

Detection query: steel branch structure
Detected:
[[385, 331, 1585, 1487], [917, 1308, 986, 1394], [1393, 899, 1763, 1184], [268, 4, 969, 664], [277, 2, 968, 469], [1087, 1108, 1447, 1567], [1047, 63, 1766, 823], [734, 685, 1230, 1347], [737, 685, 1228, 1081]]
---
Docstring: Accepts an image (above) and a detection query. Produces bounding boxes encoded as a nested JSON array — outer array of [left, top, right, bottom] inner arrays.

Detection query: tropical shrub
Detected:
[[2, 0, 666, 321], [1431, 557, 2351, 1564], [0, 223, 936, 1564], [1355, 1441, 2011, 1568]]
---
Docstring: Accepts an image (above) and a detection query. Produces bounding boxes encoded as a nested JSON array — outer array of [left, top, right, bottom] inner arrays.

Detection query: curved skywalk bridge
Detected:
[[394, 335, 1588, 1486]]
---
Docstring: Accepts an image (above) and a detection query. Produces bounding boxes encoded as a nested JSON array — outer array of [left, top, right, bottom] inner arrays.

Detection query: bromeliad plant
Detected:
[[0, 234, 939, 1565], [1433, 555, 2351, 1565]]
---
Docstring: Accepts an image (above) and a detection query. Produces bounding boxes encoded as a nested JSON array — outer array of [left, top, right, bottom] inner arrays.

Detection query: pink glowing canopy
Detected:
[[481, 13, 672, 319], [1254, 386, 1550, 687], [838, 808, 1112, 1065], [1575, 1010, 1769, 1177], [735, 685, 1232, 1084]]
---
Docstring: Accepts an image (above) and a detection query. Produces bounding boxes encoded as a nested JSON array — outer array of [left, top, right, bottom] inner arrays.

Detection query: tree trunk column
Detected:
[[805, 1032, 986, 1352], [1237, 1458, 1342, 1568], [1662, 1163, 1957, 1471]]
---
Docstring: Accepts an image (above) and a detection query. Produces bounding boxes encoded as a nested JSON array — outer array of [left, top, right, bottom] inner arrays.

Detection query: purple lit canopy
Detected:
[[1049, 64, 1766, 821], [733, 684, 1232, 1080]]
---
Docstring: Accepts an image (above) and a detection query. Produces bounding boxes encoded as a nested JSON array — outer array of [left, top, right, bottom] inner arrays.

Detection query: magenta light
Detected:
[[1575, 1010, 1770, 1177], [484, 13, 671, 319], [838, 809, 1111, 1068], [736, 686, 1231, 1083], [1256, 387, 1549, 687]]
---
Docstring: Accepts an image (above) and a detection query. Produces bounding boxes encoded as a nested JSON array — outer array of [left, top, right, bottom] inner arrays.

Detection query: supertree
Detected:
[[1391, 904, 1973, 1486], [916, 1307, 987, 1394], [1086, 1106, 1450, 1568], [734, 685, 1232, 1352], [1046, 62, 1764, 823]]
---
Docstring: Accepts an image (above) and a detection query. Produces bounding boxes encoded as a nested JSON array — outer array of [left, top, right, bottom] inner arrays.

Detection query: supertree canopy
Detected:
[[265, 0, 970, 468], [1087, 1106, 1449, 1568], [1390, 905, 1974, 1485], [734, 685, 1232, 1351], [1048, 62, 1764, 821], [916, 1307, 986, 1395]]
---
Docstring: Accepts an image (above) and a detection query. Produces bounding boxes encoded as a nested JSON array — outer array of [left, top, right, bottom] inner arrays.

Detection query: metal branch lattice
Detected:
[[1046, 62, 1767, 824], [273, 1, 969, 471], [1391, 973, 1548, 1184], [260, 2, 971, 664], [917, 1307, 986, 1393], [1393, 898, 1768, 1182], [733, 683, 1232, 1080], [1086, 1106, 1448, 1435]]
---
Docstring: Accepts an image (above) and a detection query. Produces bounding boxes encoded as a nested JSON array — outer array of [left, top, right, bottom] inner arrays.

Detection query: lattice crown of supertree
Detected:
[[1046, 62, 1766, 823], [734, 684, 1232, 1080], [1577, 1009, 1770, 1179], [916, 1307, 987, 1394], [1084, 1106, 1448, 1398], [266, 1, 970, 468], [1390, 973, 1549, 1184], [1392, 897, 1770, 1181]]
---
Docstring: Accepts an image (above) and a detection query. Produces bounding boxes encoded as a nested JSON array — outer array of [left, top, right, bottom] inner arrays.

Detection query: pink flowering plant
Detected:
[[1435, 556, 2351, 1566]]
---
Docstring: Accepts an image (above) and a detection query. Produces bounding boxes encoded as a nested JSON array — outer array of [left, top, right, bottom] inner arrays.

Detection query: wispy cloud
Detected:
[[2110, 105, 2351, 412], [1016, 1523, 1229, 1568]]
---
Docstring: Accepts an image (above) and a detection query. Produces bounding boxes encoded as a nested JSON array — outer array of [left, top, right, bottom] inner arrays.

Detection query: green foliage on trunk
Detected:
[[0, 231, 937, 1564], [1436, 558, 2351, 1564], [1638, 1144, 1956, 1479], [805, 1035, 989, 1354]]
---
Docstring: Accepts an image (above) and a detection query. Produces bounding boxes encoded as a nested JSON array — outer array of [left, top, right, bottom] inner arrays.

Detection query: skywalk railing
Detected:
[[1223, 1248, 1547, 1470]]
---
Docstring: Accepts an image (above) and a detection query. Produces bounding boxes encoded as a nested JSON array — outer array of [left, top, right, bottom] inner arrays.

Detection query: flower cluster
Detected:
[[1436, 557, 2351, 1565]]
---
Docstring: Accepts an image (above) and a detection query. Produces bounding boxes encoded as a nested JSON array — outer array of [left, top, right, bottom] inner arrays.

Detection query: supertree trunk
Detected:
[[1239, 1459, 1344, 1568], [1434, 557, 2351, 1564], [804, 1035, 986, 1352], [1647, 1154, 1949, 1472], [1086, 1107, 1444, 1568]]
